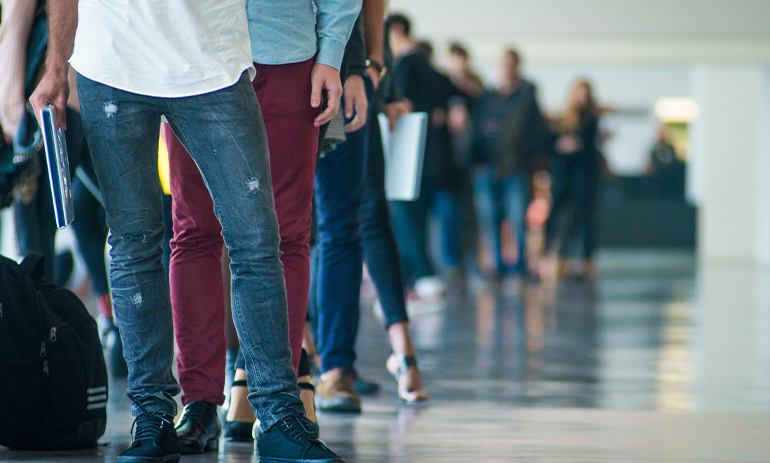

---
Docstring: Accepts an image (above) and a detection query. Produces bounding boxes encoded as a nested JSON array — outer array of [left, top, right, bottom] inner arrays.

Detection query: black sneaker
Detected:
[[118, 413, 180, 463], [257, 415, 345, 463], [175, 401, 221, 454]]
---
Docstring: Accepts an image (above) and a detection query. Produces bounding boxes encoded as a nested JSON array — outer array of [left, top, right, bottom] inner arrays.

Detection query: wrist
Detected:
[[345, 74, 365, 85], [366, 59, 384, 74], [45, 59, 70, 78]]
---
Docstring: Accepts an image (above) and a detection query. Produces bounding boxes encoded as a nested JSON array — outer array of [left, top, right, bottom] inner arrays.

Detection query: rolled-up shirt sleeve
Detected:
[[0, 0, 37, 137], [315, 0, 362, 70]]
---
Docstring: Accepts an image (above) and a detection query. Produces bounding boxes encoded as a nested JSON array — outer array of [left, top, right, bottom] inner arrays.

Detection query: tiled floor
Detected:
[[3, 249, 770, 462]]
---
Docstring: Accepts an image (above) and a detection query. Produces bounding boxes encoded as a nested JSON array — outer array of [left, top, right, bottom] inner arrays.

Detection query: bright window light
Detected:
[[654, 97, 699, 123]]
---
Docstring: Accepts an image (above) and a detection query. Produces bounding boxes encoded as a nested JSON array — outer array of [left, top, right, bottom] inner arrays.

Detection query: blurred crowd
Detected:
[[385, 13, 611, 292]]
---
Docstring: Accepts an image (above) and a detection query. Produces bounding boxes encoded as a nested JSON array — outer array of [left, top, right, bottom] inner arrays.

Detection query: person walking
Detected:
[[543, 79, 604, 280], [469, 49, 548, 278]]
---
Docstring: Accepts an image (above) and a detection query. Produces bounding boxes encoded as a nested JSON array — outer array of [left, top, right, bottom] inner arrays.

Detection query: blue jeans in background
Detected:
[[431, 188, 461, 270], [472, 166, 528, 275], [76, 72, 303, 429], [389, 185, 434, 286], [314, 97, 368, 373]]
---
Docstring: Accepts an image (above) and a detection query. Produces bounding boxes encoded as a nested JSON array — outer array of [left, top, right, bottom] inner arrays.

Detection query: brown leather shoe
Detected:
[[315, 368, 361, 413]]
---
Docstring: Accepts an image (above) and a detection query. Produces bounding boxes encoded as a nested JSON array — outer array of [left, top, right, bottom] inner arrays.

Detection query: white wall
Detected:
[[690, 65, 770, 266], [388, 0, 770, 67], [388, 0, 770, 37]]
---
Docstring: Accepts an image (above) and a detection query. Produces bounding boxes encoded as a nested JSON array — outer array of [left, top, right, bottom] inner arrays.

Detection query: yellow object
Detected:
[[158, 128, 171, 195]]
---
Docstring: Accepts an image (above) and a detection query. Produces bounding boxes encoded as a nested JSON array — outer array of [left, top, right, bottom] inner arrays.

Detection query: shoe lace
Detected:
[[131, 413, 172, 443], [282, 414, 320, 442], [179, 401, 209, 425]]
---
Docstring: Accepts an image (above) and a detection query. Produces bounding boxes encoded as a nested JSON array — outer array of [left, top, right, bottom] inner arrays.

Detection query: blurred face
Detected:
[[447, 53, 468, 74], [501, 52, 519, 82], [388, 24, 406, 47], [572, 83, 590, 107]]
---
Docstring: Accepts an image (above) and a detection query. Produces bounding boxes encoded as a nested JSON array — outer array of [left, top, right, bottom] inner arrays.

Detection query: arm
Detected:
[[29, 0, 79, 130], [311, 0, 362, 127], [362, 0, 384, 88], [0, 0, 37, 142], [339, 14, 368, 132]]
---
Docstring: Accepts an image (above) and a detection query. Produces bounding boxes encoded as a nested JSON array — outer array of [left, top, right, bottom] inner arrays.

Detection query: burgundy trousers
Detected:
[[166, 58, 319, 405]]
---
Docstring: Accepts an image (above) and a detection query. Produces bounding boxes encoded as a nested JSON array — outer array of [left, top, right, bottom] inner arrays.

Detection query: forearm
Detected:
[[46, 0, 80, 75], [29, 0, 80, 129], [0, 0, 36, 136], [362, 0, 384, 64]]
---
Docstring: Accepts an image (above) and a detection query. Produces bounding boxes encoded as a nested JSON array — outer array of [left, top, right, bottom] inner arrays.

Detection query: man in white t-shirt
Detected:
[[29, 1, 345, 463]]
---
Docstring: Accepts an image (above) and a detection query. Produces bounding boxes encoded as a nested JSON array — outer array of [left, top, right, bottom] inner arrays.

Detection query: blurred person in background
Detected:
[[543, 79, 604, 280], [646, 125, 685, 199], [387, 13, 467, 294], [445, 42, 484, 100], [359, 1, 431, 405], [469, 48, 548, 279], [0, 0, 125, 376], [445, 42, 483, 274]]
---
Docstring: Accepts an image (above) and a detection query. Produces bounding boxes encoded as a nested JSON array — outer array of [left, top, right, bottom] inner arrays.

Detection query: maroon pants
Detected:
[[166, 58, 319, 405]]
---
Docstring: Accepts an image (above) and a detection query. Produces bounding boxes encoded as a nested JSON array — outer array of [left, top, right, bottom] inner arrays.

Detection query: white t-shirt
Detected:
[[70, 0, 256, 98]]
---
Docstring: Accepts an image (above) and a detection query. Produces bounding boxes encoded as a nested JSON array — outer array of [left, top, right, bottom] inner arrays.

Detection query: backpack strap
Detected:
[[19, 253, 45, 281]]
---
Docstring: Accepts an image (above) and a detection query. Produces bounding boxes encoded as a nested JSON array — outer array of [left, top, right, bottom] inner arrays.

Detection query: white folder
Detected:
[[378, 112, 428, 201]]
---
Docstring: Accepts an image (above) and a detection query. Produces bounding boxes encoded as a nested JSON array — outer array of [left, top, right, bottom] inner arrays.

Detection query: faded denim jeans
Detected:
[[472, 166, 528, 275], [76, 71, 304, 429]]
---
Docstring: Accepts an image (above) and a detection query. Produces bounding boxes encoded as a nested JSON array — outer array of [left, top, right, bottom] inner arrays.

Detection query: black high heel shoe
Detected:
[[223, 380, 254, 442]]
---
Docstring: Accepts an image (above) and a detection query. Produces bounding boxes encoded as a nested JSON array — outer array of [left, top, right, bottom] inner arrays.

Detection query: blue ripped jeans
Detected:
[[76, 72, 303, 429]]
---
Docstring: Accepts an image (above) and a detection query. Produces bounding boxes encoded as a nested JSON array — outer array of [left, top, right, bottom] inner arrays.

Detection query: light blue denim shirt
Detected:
[[246, 0, 361, 71]]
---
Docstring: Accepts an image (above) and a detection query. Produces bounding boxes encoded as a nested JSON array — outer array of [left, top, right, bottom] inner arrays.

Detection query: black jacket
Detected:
[[470, 81, 548, 179]]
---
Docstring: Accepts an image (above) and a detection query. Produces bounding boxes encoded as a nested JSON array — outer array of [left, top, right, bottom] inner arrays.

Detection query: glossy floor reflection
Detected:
[[4, 249, 770, 462]]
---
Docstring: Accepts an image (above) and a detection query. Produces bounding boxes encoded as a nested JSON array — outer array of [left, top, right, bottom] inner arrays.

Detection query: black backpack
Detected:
[[0, 253, 108, 450]]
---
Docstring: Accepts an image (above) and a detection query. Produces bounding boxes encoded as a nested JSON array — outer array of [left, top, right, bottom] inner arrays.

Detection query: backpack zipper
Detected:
[[41, 340, 49, 377], [50, 326, 57, 342]]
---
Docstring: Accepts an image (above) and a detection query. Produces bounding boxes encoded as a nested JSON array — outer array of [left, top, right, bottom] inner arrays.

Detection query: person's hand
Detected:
[[343, 74, 368, 133], [447, 105, 469, 134], [310, 63, 342, 127], [29, 64, 70, 130], [556, 134, 582, 154], [384, 100, 411, 132], [366, 67, 381, 91], [430, 107, 447, 128]]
